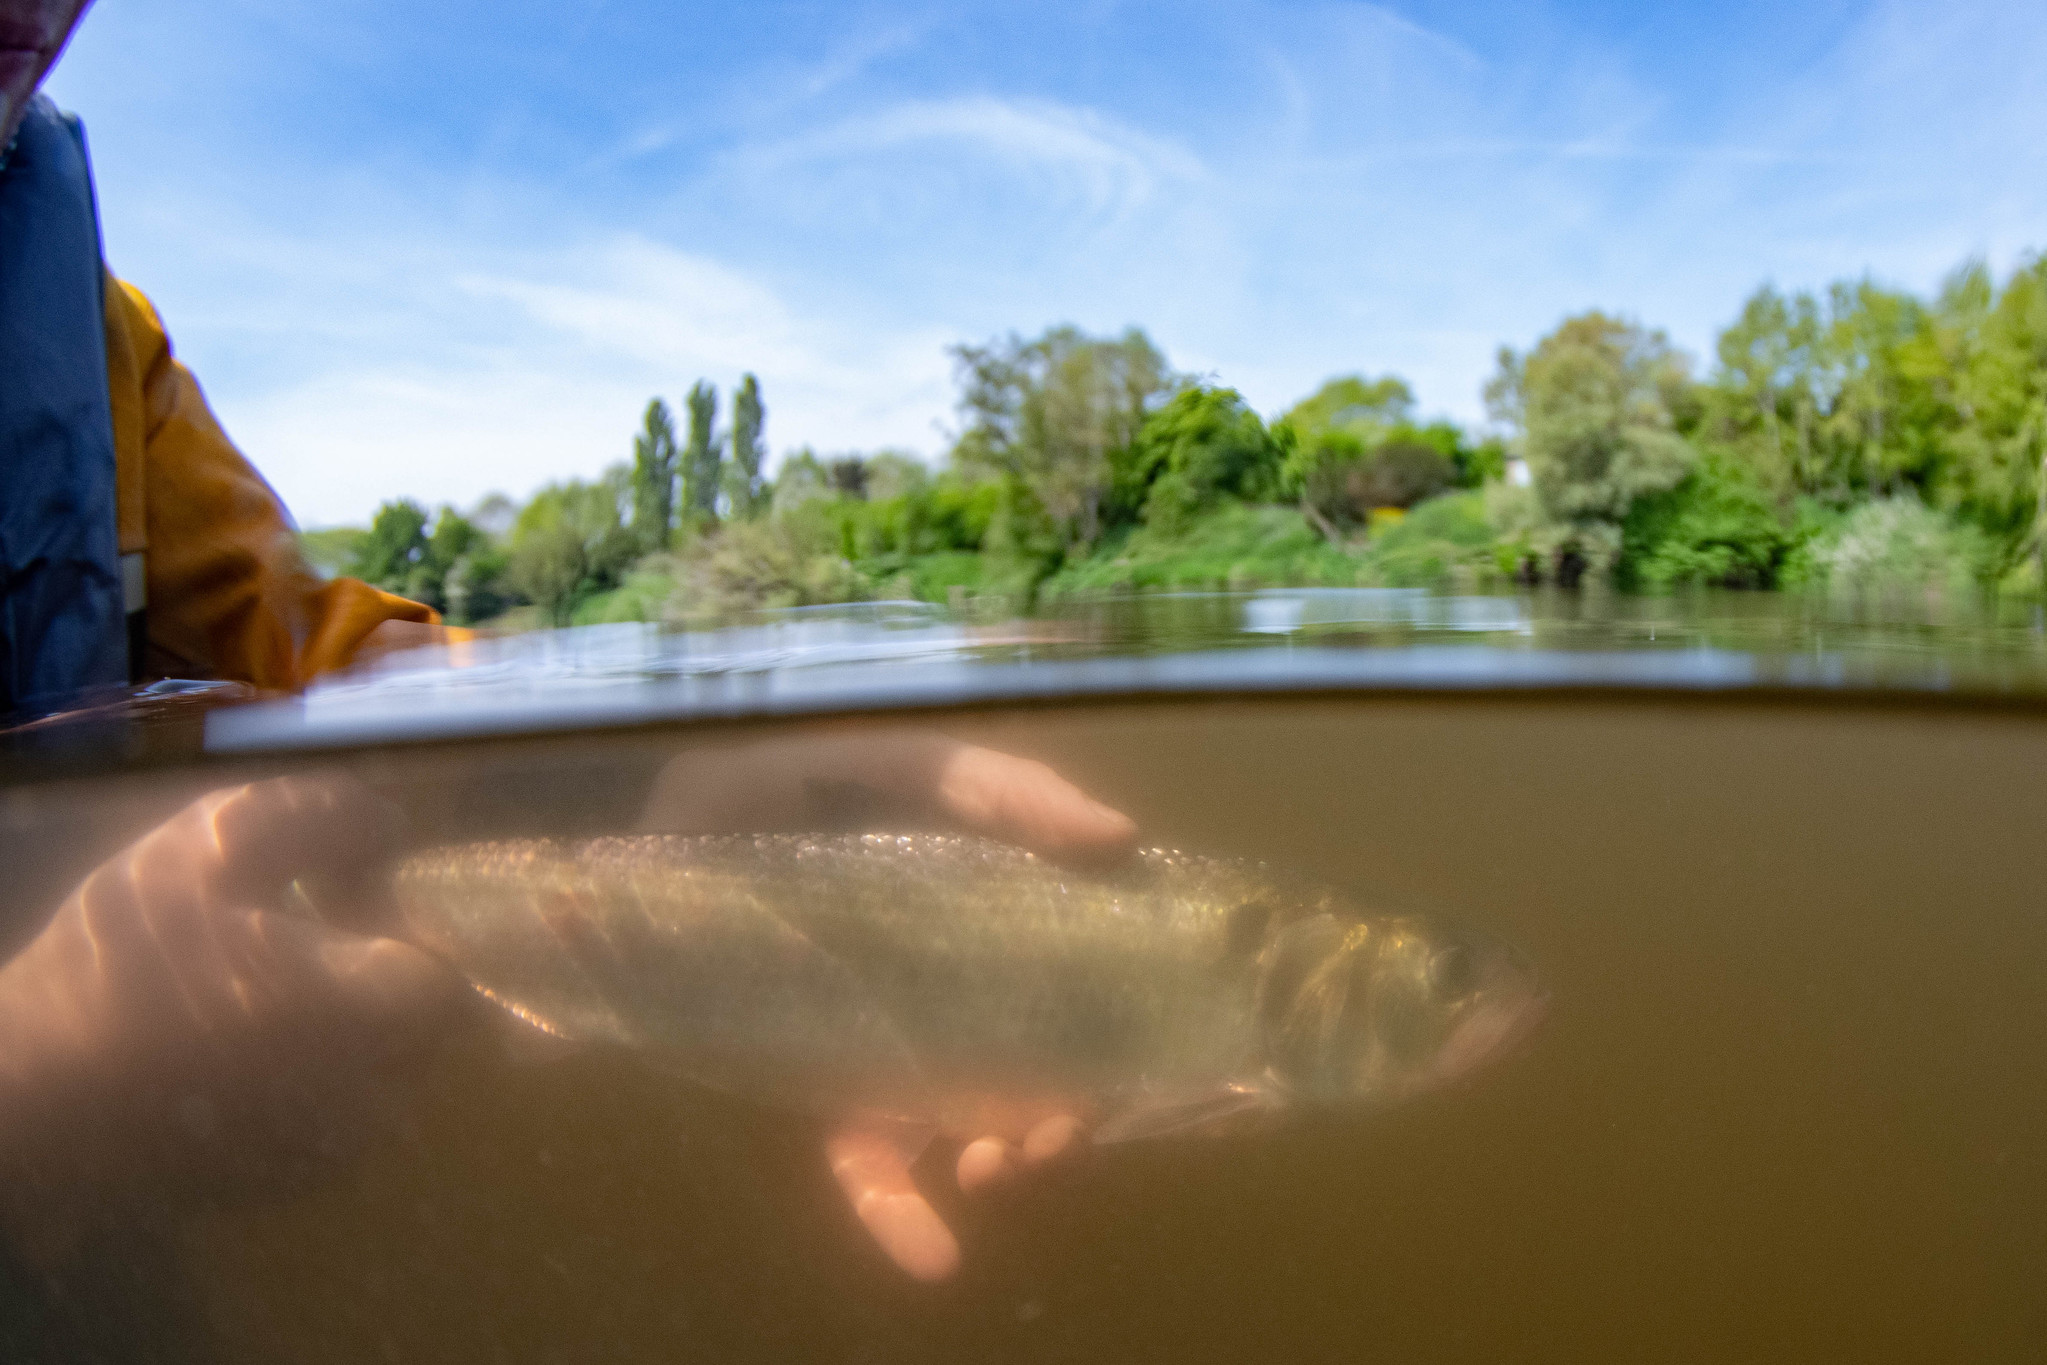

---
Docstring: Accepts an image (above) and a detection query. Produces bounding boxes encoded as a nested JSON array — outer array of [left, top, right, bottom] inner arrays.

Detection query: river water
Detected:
[[4, 589, 2046, 1362]]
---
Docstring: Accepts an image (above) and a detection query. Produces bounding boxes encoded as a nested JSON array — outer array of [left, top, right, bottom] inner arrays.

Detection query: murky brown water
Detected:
[[6, 689, 2046, 1362]]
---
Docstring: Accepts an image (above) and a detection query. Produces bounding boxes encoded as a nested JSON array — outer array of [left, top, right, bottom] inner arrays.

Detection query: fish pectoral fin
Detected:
[[1091, 1082, 1279, 1144]]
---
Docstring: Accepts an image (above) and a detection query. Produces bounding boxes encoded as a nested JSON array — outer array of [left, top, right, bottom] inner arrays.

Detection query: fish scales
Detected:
[[394, 833, 1544, 1140]]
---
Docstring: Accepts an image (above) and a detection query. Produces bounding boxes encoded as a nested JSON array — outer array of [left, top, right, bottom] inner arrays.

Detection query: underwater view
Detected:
[[0, 592, 2043, 1362]]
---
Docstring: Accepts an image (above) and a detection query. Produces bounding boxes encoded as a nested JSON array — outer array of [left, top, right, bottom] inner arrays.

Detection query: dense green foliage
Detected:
[[309, 250, 2047, 629], [1044, 503, 1359, 596], [1112, 387, 1284, 531], [1617, 454, 1792, 591]]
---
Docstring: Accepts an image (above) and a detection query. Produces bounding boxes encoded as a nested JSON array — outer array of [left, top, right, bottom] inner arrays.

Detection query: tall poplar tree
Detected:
[[629, 397, 679, 552], [729, 374, 766, 518], [683, 380, 722, 522]]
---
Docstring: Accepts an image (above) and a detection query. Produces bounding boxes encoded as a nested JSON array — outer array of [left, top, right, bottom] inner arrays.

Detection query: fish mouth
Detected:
[[1432, 983, 1548, 1085]]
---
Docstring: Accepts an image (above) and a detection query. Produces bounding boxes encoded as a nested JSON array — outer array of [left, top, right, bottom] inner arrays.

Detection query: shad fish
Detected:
[[394, 833, 1545, 1141]]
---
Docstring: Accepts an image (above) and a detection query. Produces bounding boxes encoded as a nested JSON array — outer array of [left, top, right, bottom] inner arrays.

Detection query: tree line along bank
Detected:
[[305, 250, 2047, 627]]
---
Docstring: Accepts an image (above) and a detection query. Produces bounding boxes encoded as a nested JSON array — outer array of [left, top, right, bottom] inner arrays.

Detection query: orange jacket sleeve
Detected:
[[100, 275, 440, 690]]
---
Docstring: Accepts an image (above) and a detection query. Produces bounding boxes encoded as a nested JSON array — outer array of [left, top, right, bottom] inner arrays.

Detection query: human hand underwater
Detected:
[[637, 729, 1139, 1280], [0, 776, 466, 1260]]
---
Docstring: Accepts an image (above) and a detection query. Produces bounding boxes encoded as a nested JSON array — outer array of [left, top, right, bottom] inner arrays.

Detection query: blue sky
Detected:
[[44, 0, 2047, 526]]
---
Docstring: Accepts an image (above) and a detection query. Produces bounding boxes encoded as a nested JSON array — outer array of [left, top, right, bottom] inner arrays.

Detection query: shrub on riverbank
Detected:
[[1797, 498, 2002, 597], [1351, 491, 1505, 587], [1040, 503, 1363, 597], [1618, 454, 1796, 590]]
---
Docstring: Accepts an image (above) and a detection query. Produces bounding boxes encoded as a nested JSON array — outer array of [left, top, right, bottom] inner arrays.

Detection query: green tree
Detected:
[[1113, 386, 1283, 532], [1279, 425, 1367, 540], [334, 500, 506, 617], [629, 398, 679, 553], [950, 325, 1178, 553], [727, 374, 766, 519], [348, 499, 430, 590], [1279, 427, 1459, 537], [1926, 256, 2047, 579], [442, 540, 513, 625], [860, 451, 930, 503], [1284, 374, 1416, 439], [1489, 312, 1697, 579], [1703, 278, 1942, 503], [681, 381, 722, 523], [505, 469, 638, 626], [396, 507, 485, 612], [1704, 284, 1826, 495], [769, 447, 832, 513]]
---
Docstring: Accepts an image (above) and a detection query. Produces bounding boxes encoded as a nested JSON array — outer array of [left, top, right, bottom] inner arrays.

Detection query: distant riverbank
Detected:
[[307, 248, 2047, 629]]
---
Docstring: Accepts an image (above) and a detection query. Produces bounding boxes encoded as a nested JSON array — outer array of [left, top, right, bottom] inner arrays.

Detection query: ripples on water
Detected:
[[303, 587, 2047, 683], [231, 588, 2047, 754]]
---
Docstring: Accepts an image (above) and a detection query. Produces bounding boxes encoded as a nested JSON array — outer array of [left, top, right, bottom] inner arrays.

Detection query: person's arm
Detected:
[[101, 277, 441, 689]]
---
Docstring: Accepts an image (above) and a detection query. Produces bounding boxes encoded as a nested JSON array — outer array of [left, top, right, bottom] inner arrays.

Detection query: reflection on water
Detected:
[[3, 596, 2047, 1360], [1053, 585, 2047, 668], [177, 589, 2047, 759], [1239, 589, 1532, 636], [318, 586, 2047, 699]]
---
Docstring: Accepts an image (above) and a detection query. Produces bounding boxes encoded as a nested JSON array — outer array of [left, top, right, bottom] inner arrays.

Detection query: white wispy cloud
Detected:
[[609, 20, 932, 165], [1348, 1, 1486, 71], [740, 95, 1208, 221]]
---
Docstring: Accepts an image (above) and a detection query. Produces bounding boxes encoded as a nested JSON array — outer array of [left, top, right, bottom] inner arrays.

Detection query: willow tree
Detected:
[[1488, 312, 1696, 579], [949, 325, 1177, 553]]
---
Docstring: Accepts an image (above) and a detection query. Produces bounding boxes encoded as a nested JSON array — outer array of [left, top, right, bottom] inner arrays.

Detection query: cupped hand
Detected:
[[636, 729, 1135, 1279], [0, 775, 467, 1258]]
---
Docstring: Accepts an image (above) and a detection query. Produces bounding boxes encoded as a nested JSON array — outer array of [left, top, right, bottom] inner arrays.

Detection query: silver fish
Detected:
[[394, 834, 1545, 1142]]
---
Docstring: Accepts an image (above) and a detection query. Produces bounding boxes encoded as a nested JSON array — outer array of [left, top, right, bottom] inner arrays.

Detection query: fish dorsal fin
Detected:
[[1092, 1082, 1279, 1144]]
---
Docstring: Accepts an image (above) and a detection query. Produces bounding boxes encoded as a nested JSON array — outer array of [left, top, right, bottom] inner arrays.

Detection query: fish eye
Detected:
[[1428, 943, 1476, 1000]]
